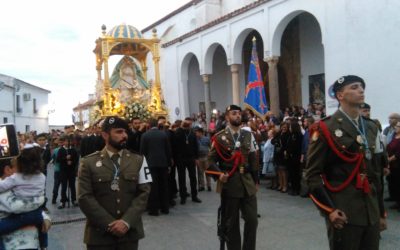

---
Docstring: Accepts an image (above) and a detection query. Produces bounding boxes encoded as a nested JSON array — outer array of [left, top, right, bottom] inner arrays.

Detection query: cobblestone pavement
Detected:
[[46, 166, 400, 250]]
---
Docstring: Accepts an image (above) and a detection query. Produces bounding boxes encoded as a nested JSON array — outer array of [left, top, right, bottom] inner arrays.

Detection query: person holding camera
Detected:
[[0, 147, 51, 250]]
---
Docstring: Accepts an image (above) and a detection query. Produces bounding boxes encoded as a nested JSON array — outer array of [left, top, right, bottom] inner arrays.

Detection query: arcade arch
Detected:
[[272, 12, 325, 111]]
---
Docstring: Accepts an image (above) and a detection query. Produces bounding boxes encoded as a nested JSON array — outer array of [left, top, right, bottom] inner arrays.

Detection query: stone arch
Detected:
[[232, 28, 265, 64], [180, 52, 199, 81], [203, 43, 227, 74], [270, 10, 325, 109], [271, 10, 323, 56], [179, 52, 204, 117]]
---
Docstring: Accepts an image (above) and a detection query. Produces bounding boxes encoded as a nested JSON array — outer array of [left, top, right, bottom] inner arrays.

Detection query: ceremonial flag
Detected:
[[244, 37, 268, 119]]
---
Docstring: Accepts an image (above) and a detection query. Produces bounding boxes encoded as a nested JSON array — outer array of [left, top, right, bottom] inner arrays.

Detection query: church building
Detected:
[[138, 0, 399, 124]]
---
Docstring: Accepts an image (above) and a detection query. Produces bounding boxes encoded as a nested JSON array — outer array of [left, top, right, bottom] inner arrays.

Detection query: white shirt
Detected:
[[0, 173, 45, 198]]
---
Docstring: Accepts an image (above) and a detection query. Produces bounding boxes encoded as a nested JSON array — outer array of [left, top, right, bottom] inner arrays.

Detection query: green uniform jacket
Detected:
[[305, 110, 385, 226], [78, 148, 151, 245], [208, 128, 258, 198]]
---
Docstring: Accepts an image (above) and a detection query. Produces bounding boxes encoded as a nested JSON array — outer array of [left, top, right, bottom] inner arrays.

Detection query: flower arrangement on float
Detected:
[[124, 101, 152, 121]]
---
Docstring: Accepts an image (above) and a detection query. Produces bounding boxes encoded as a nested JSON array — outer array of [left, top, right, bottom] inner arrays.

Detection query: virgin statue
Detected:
[[110, 56, 151, 103]]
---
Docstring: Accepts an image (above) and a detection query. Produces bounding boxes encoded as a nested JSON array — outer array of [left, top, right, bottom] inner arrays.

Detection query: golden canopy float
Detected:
[[92, 23, 168, 122]]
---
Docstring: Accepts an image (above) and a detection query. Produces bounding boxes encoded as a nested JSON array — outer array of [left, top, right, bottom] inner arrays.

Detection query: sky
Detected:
[[0, 0, 189, 125]]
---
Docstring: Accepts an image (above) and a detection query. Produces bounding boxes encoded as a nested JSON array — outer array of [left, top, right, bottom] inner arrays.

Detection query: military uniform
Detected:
[[208, 126, 259, 250], [78, 147, 151, 249], [305, 110, 386, 250]]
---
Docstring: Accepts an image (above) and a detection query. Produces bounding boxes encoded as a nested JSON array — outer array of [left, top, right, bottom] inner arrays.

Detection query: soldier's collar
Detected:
[[105, 148, 123, 158], [226, 125, 241, 134]]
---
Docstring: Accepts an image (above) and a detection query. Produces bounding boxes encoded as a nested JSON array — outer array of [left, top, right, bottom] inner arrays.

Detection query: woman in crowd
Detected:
[[272, 122, 290, 193], [208, 117, 216, 136], [286, 119, 303, 196], [387, 121, 400, 211]]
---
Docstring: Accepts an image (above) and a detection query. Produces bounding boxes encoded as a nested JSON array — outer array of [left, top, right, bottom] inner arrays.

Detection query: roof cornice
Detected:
[[161, 0, 270, 48]]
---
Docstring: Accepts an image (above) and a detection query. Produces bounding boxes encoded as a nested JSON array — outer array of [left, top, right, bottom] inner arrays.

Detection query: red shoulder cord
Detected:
[[211, 135, 244, 177], [316, 121, 370, 193]]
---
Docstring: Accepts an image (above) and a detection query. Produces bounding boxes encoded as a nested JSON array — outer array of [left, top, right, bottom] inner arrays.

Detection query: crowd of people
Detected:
[[1, 88, 399, 249], [7, 101, 398, 211]]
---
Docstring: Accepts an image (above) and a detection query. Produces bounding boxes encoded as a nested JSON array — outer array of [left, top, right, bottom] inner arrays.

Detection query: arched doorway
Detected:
[[278, 12, 325, 110], [242, 30, 269, 107], [186, 56, 203, 117], [209, 45, 231, 112]]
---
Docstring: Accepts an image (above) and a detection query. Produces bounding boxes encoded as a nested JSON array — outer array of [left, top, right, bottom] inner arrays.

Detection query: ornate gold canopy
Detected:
[[93, 23, 167, 118]]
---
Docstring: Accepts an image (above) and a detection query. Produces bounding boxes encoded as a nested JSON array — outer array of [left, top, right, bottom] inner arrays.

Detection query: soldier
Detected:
[[208, 104, 259, 250], [78, 116, 151, 250], [360, 102, 371, 119], [305, 75, 387, 250]]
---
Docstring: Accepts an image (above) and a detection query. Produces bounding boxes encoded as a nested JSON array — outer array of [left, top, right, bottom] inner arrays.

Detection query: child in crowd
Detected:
[[0, 145, 49, 250], [262, 129, 277, 189]]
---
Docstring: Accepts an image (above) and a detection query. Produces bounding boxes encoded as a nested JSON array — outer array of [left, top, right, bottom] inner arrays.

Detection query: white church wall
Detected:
[[195, 0, 222, 27], [160, 46, 181, 121], [323, 0, 400, 123], [222, 0, 256, 15], [0, 85, 14, 124], [149, 0, 399, 124], [142, 4, 196, 41]]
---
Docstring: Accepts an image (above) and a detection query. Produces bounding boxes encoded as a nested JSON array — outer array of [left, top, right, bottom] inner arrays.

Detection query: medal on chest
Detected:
[[356, 135, 363, 144], [111, 177, 120, 191], [185, 130, 191, 145], [365, 149, 372, 160]]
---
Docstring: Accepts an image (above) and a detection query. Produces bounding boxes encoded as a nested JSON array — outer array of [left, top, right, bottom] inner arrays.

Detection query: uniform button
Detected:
[[117, 199, 120, 203], [117, 210, 121, 214], [98, 178, 102, 181]]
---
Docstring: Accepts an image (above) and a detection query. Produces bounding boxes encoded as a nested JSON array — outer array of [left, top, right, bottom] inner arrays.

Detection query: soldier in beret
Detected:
[[78, 116, 151, 250], [360, 103, 371, 119], [208, 104, 259, 250], [305, 75, 387, 250]]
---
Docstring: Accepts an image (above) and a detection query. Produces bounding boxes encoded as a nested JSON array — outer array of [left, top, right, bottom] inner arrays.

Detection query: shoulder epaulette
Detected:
[[215, 129, 225, 136], [321, 115, 331, 121], [84, 151, 100, 159]]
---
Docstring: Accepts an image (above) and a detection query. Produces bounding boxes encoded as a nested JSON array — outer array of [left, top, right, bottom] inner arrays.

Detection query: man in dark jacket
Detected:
[[174, 118, 201, 204], [127, 117, 144, 153], [140, 118, 172, 215], [57, 134, 79, 208]]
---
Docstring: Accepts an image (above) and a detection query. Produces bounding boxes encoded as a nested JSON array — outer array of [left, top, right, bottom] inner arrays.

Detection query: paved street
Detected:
[[46, 166, 400, 250]]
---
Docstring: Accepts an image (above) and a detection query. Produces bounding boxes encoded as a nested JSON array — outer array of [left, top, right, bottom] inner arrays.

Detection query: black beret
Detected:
[[332, 75, 366, 97], [225, 104, 242, 113], [101, 116, 129, 132], [360, 103, 371, 109]]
